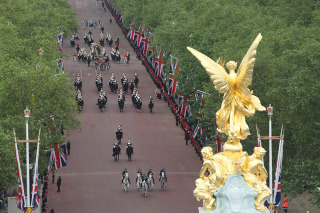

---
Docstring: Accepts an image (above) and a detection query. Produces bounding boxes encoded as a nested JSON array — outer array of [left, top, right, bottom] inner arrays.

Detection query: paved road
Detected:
[[47, 0, 202, 212]]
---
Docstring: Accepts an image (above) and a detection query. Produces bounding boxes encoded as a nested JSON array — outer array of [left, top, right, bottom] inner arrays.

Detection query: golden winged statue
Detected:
[[187, 34, 265, 152]]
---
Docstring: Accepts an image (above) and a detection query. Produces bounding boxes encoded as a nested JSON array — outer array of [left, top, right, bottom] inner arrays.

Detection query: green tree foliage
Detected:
[[0, 0, 80, 190], [112, 0, 320, 206]]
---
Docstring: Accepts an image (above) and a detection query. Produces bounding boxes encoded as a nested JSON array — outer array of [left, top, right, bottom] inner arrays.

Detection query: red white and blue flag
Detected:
[[31, 174, 39, 210], [273, 136, 284, 206], [140, 28, 150, 55], [169, 60, 179, 96], [15, 144, 26, 210], [54, 143, 67, 169], [193, 123, 200, 139], [48, 143, 67, 171], [127, 24, 136, 41], [155, 51, 165, 78], [57, 33, 63, 51], [134, 26, 143, 47]]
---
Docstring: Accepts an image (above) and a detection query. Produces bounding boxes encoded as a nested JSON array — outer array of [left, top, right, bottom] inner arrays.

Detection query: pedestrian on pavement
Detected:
[[57, 176, 62, 192], [52, 169, 56, 184], [282, 195, 289, 213], [50, 209, 54, 213], [175, 114, 179, 126], [110, 18, 112, 24], [185, 129, 190, 145], [67, 140, 71, 155]]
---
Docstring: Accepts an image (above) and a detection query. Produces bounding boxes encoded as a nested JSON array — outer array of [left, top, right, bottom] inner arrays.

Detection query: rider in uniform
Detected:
[[159, 168, 168, 182], [126, 140, 134, 155], [147, 169, 155, 184], [121, 168, 130, 184]]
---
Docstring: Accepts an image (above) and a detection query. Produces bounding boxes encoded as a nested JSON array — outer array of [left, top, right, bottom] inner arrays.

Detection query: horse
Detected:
[[118, 96, 124, 112], [148, 100, 154, 113], [159, 172, 166, 191], [141, 180, 148, 197], [121, 173, 130, 192], [70, 39, 75, 47], [108, 38, 113, 47], [76, 97, 84, 112], [74, 78, 82, 91], [123, 81, 129, 93], [136, 98, 142, 112], [97, 97, 106, 112], [126, 146, 133, 161], [116, 54, 121, 64], [147, 174, 154, 190], [112, 145, 121, 161], [134, 75, 139, 87], [99, 37, 105, 46], [96, 77, 103, 92], [111, 52, 116, 61], [136, 173, 142, 191], [116, 130, 123, 144], [109, 80, 118, 93]]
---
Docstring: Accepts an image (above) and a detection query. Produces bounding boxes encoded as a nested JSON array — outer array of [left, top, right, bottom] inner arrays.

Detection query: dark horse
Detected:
[[112, 145, 121, 161], [97, 96, 106, 112], [118, 96, 124, 112], [76, 97, 84, 112], [74, 78, 82, 91], [96, 77, 103, 92], [116, 130, 123, 144], [126, 146, 134, 161]]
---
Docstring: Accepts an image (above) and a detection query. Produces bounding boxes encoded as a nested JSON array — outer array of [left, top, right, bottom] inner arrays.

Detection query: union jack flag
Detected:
[[134, 26, 143, 47], [273, 136, 284, 206], [57, 33, 63, 51], [127, 24, 136, 41], [48, 143, 67, 171], [31, 174, 39, 209], [168, 60, 179, 96], [155, 51, 165, 78], [193, 123, 200, 139], [17, 180, 25, 210], [54, 143, 67, 169], [15, 145, 26, 210]]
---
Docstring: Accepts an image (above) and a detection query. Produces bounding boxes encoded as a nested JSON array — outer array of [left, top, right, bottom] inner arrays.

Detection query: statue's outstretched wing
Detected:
[[236, 34, 265, 111], [236, 34, 262, 87], [187, 47, 230, 94]]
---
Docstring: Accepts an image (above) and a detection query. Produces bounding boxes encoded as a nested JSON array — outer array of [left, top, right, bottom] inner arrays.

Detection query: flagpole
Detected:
[[31, 128, 41, 208], [24, 108, 31, 209], [13, 129, 27, 206], [267, 104, 273, 205]]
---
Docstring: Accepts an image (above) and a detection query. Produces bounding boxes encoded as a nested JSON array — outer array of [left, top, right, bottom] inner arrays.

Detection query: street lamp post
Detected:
[[267, 104, 273, 204]]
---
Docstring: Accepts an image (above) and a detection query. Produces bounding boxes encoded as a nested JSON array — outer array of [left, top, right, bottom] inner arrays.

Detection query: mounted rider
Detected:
[[159, 168, 168, 182], [147, 169, 155, 184], [121, 168, 130, 184], [126, 140, 134, 155]]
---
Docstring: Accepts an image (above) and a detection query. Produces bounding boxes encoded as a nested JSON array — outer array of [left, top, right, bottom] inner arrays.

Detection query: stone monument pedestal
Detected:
[[198, 174, 268, 213]]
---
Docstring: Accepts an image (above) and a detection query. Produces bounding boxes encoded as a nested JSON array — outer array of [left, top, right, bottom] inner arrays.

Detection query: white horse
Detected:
[[147, 174, 154, 190], [160, 172, 166, 191], [122, 173, 130, 192], [141, 180, 148, 197], [136, 173, 142, 191]]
